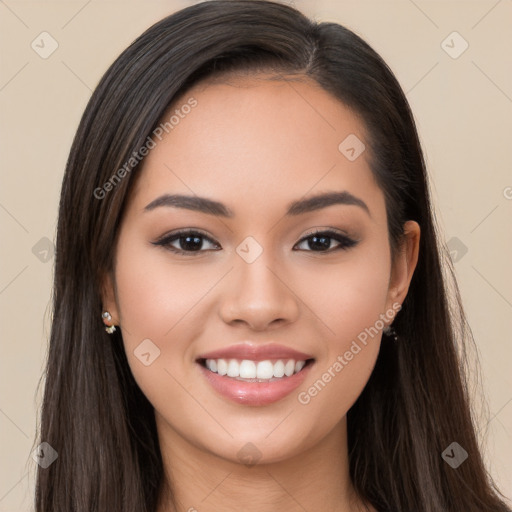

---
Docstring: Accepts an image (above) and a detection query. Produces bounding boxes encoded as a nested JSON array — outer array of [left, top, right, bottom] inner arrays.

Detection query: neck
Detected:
[[155, 414, 372, 512]]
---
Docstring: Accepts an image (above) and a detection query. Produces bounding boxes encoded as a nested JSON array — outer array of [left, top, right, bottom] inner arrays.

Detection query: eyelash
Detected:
[[152, 228, 358, 256]]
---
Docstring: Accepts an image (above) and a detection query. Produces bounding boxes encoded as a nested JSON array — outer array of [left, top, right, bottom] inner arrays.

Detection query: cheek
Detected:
[[114, 231, 218, 342], [292, 244, 390, 421], [112, 237, 214, 398], [296, 242, 391, 348]]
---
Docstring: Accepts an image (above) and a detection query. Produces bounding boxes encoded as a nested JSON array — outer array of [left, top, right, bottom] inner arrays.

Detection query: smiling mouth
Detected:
[[197, 357, 315, 382]]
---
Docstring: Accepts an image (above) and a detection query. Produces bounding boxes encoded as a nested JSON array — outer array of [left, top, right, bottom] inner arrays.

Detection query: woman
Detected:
[[34, 1, 511, 511]]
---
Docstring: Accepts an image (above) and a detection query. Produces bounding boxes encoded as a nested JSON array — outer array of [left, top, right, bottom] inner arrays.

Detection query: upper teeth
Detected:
[[205, 359, 306, 379]]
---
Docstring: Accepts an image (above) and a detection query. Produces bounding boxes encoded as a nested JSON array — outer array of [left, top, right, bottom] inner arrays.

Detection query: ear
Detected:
[[100, 271, 120, 325], [385, 220, 420, 318]]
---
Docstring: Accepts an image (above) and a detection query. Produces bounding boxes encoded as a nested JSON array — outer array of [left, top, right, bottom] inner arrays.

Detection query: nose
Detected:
[[218, 252, 300, 332]]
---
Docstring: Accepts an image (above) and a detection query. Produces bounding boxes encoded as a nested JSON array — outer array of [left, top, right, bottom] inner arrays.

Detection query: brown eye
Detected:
[[294, 230, 358, 253], [152, 230, 220, 255]]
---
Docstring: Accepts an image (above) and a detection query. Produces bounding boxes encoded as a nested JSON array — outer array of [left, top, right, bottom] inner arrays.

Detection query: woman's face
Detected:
[[103, 74, 419, 465]]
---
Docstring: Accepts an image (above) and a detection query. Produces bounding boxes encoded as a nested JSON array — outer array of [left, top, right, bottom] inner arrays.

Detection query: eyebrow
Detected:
[[143, 191, 370, 217]]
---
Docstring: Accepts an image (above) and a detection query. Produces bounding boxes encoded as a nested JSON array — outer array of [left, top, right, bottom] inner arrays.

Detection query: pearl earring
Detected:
[[102, 311, 117, 334], [383, 325, 399, 343]]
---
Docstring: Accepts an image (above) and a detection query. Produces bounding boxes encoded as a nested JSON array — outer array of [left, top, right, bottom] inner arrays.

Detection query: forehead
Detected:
[[129, 74, 383, 220]]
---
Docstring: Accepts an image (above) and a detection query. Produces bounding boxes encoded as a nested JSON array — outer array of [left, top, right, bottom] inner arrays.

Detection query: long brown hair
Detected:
[[34, 1, 511, 510]]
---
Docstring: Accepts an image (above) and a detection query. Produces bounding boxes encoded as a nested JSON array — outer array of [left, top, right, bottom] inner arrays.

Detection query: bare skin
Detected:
[[102, 73, 420, 512]]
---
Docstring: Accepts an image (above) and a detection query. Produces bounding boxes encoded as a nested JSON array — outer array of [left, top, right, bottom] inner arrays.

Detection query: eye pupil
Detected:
[[180, 235, 202, 251], [308, 235, 331, 251]]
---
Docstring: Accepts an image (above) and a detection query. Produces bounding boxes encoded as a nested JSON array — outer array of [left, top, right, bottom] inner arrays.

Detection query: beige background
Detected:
[[1, 0, 511, 509]]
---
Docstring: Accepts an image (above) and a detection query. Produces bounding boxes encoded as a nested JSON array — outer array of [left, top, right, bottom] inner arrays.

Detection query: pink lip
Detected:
[[198, 360, 314, 406], [196, 342, 314, 362]]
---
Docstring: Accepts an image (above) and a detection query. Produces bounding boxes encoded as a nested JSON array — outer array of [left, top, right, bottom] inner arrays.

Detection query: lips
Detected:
[[196, 342, 315, 406], [196, 342, 314, 362], [198, 361, 314, 406]]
